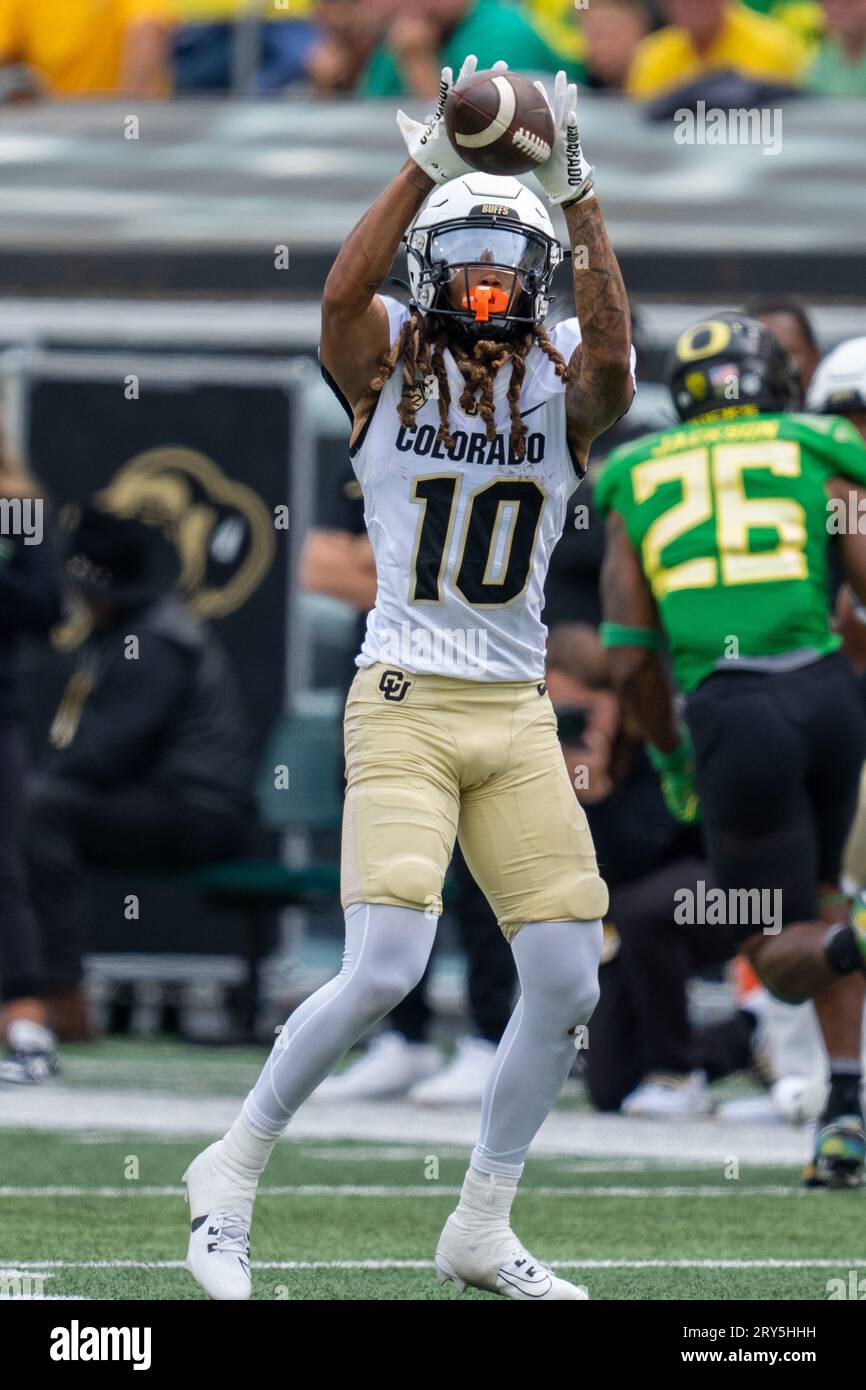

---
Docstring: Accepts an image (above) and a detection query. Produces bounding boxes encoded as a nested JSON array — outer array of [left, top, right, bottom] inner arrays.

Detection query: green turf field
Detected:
[[0, 1040, 860, 1301]]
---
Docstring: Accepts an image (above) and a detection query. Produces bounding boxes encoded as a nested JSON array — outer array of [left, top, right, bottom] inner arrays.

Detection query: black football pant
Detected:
[[583, 857, 734, 1111], [685, 653, 866, 935], [21, 775, 247, 993], [0, 719, 43, 1003]]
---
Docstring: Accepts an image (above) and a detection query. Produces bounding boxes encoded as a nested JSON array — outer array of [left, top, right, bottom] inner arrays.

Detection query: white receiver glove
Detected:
[[397, 55, 509, 185], [531, 71, 595, 207]]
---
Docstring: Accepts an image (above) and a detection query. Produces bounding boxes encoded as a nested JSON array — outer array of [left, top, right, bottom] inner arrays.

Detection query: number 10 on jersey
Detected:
[[410, 474, 547, 608]]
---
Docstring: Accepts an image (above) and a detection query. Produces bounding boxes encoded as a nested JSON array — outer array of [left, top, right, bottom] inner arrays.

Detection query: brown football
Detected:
[[444, 69, 554, 177]]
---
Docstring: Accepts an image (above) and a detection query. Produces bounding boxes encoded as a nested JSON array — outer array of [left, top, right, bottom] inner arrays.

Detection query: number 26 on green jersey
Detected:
[[633, 441, 808, 600]]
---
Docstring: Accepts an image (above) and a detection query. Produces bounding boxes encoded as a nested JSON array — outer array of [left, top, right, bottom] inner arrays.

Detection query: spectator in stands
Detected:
[[18, 507, 252, 1055], [360, 0, 573, 99], [174, 0, 321, 93], [527, 0, 588, 66], [545, 624, 734, 1117], [307, 0, 399, 95], [0, 434, 62, 1086], [746, 294, 821, 391], [0, 0, 176, 98], [626, 0, 806, 100], [806, 0, 866, 95], [741, 0, 825, 53], [575, 0, 651, 93], [299, 465, 376, 627]]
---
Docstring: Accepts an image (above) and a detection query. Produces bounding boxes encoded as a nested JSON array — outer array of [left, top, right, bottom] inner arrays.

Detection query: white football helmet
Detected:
[[806, 336, 866, 416], [404, 172, 563, 341]]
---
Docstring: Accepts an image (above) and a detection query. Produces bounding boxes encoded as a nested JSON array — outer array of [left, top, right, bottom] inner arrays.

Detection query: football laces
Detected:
[[512, 128, 551, 164], [206, 1213, 250, 1258]]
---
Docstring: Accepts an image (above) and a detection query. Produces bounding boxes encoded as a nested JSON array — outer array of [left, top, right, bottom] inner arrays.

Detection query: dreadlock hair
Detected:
[[356, 309, 569, 463]]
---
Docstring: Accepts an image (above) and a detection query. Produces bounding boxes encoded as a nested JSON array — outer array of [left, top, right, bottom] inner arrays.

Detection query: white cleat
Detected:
[[0, 1019, 60, 1086], [435, 1170, 588, 1300], [620, 1069, 710, 1119], [436, 1214, 587, 1300], [409, 1035, 497, 1107], [312, 1033, 440, 1101], [183, 1141, 255, 1301]]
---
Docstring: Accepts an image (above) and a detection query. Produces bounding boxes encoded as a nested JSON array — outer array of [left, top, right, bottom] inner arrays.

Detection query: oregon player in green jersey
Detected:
[[596, 312, 866, 1189]]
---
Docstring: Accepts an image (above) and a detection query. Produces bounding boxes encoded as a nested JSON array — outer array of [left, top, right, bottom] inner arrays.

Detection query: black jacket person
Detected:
[[24, 507, 253, 1006], [0, 444, 63, 1084]]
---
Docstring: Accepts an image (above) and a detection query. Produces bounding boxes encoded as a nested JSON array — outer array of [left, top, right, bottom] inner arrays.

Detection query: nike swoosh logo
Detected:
[[498, 1266, 553, 1298], [520, 402, 545, 420]]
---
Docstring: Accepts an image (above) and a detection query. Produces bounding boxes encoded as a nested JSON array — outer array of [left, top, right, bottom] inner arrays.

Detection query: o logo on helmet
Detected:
[[676, 320, 733, 364]]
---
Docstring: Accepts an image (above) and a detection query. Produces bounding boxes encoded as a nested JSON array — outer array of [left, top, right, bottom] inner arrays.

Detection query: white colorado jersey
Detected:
[[348, 296, 584, 683]]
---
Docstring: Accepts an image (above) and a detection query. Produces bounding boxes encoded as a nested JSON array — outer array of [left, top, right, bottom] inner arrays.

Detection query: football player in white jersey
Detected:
[[183, 59, 633, 1301]]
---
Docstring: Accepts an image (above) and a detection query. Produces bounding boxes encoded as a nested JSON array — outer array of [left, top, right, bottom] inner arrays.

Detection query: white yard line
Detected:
[[0, 1183, 811, 1198], [5, 1257, 865, 1272]]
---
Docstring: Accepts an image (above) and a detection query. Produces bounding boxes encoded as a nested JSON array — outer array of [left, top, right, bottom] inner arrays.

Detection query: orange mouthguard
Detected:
[[462, 284, 510, 322]]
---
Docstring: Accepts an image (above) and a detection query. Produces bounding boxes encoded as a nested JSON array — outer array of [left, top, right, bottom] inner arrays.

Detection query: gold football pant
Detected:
[[341, 663, 609, 941]]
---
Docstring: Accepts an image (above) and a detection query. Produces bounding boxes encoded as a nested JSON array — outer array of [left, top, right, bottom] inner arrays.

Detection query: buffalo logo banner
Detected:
[[21, 367, 299, 961]]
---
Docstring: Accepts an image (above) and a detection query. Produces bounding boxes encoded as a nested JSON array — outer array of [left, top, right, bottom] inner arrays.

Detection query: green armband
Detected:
[[599, 623, 664, 651], [646, 726, 701, 824], [647, 725, 694, 774]]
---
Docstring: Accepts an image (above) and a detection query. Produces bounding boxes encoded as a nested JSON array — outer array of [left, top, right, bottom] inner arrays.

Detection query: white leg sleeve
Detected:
[[471, 919, 603, 1178], [244, 903, 437, 1135]]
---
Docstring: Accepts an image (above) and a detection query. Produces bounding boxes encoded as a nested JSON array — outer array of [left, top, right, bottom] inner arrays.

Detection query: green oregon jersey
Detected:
[[594, 412, 866, 692]]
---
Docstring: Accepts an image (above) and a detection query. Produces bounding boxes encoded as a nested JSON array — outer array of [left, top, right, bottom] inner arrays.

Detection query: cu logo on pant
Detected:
[[378, 669, 412, 703]]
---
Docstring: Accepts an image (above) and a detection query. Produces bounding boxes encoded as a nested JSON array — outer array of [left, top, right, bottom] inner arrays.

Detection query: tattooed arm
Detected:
[[320, 160, 433, 412], [321, 59, 481, 413], [563, 198, 633, 474], [600, 510, 680, 755]]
